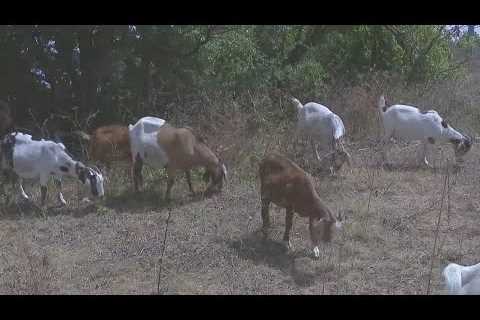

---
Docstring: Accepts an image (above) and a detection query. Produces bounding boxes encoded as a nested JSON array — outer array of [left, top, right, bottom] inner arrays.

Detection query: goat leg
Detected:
[[309, 217, 320, 259], [40, 185, 47, 207], [165, 167, 176, 201], [185, 170, 195, 195], [54, 179, 67, 206], [379, 136, 394, 169], [283, 207, 294, 252], [418, 142, 432, 168], [261, 198, 271, 240], [311, 140, 321, 161], [18, 180, 29, 201], [133, 155, 144, 192]]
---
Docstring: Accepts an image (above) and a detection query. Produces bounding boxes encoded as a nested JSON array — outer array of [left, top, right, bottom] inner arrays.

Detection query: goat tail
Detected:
[[378, 94, 387, 112], [290, 97, 303, 111], [73, 130, 91, 141]]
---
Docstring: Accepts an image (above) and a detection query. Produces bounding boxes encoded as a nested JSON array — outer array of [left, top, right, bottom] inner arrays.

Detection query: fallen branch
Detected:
[[156, 209, 172, 295], [426, 164, 449, 294]]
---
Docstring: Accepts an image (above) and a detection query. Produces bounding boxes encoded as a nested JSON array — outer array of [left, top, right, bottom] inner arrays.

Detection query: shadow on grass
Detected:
[[103, 188, 208, 213], [228, 231, 319, 287], [0, 199, 99, 221]]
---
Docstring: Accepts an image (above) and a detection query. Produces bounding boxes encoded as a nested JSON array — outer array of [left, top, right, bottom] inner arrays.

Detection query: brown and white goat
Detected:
[[132, 125, 227, 199], [259, 153, 343, 259], [74, 125, 131, 168]]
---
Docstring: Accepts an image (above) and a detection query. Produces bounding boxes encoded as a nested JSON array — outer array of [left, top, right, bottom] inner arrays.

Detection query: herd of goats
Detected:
[[0, 95, 479, 294]]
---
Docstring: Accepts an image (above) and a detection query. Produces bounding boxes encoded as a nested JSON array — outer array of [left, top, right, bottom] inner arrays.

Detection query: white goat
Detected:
[[442, 262, 480, 295], [0, 132, 105, 207], [291, 97, 351, 174], [128, 116, 168, 192], [377, 95, 472, 167]]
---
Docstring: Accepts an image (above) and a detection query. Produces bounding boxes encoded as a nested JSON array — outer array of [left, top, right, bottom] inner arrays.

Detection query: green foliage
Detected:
[[0, 25, 469, 132]]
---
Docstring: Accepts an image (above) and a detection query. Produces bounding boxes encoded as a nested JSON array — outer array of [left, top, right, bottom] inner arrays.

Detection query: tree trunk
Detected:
[[78, 26, 97, 115]]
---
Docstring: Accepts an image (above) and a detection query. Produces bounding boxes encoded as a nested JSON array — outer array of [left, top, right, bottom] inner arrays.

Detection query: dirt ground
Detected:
[[0, 138, 479, 295]]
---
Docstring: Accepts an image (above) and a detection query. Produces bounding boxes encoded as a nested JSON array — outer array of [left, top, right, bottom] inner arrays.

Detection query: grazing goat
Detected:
[[442, 262, 480, 295], [291, 97, 351, 174], [128, 116, 168, 192], [157, 125, 227, 199], [259, 153, 343, 259], [0, 132, 104, 207], [377, 95, 472, 167], [74, 125, 131, 168], [129, 118, 227, 199]]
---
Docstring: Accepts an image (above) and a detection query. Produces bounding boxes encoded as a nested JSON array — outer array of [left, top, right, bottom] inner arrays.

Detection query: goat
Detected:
[[442, 262, 480, 295], [0, 132, 104, 207], [74, 125, 131, 168], [157, 125, 227, 199], [291, 97, 351, 175], [128, 116, 168, 192], [129, 119, 227, 199], [377, 95, 473, 167], [259, 153, 343, 259]]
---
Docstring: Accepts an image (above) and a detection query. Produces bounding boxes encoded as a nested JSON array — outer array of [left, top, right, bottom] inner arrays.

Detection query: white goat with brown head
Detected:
[[377, 95, 473, 167], [259, 153, 343, 259]]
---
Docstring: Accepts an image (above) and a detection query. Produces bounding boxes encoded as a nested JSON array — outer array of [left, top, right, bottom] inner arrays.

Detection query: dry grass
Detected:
[[0, 136, 479, 294]]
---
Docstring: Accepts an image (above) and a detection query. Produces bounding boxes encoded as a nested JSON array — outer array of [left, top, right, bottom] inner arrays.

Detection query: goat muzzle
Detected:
[[455, 135, 473, 157]]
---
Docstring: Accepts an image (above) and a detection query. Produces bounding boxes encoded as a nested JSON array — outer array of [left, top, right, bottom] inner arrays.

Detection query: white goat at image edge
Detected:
[[377, 95, 472, 167], [443, 262, 480, 295]]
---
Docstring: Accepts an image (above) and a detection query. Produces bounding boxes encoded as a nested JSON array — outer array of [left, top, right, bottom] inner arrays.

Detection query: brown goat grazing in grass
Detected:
[[74, 125, 131, 168], [158, 126, 227, 199], [133, 125, 227, 200], [259, 153, 343, 259]]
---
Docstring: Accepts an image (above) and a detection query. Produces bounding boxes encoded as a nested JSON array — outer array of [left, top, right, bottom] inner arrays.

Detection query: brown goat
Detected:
[[75, 125, 131, 168], [133, 125, 227, 199], [259, 153, 343, 259]]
